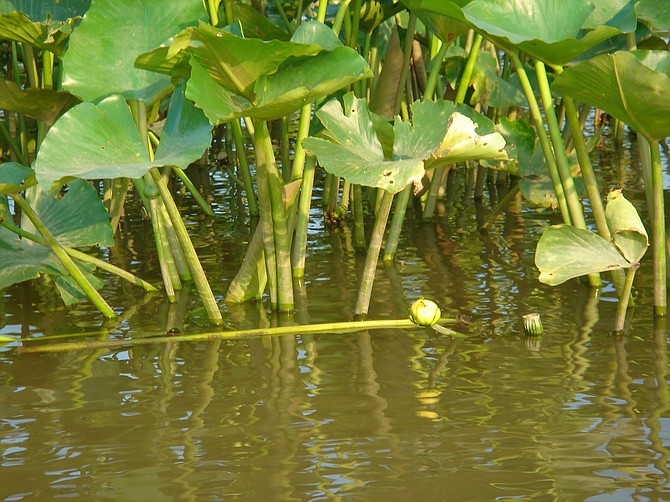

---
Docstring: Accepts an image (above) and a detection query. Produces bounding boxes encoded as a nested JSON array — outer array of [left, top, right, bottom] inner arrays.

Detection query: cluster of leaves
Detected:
[[0, 0, 669, 323]]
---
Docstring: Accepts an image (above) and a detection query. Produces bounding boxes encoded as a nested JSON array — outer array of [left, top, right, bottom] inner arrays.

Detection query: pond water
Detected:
[[1, 141, 669, 500]]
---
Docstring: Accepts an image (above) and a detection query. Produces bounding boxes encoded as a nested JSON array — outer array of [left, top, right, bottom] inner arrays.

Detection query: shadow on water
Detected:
[[1, 160, 669, 500]]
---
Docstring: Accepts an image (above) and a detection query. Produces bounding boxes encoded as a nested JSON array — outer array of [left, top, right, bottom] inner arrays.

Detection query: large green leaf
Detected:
[[535, 225, 630, 286], [61, 0, 206, 103], [180, 20, 372, 123], [303, 93, 510, 194], [553, 50, 670, 142], [0, 178, 110, 304], [303, 94, 424, 194], [0, 1, 90, 54], [34, 90, 212, 191], [460, 0, 633, 66], [0, 79, 80, 126]]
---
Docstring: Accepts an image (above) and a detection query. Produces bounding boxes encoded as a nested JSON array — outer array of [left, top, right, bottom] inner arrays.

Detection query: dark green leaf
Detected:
[[0, 79, 80, 126], [553, 50, 670, 142]]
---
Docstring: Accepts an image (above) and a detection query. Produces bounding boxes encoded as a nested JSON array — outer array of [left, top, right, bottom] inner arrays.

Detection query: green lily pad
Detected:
[[61, 0, 206, 103], [303, 93, 510, 194], [233, 2, 290, 41], [461, 0, 632, 66], [0, 79, 80, 127], [182, 21, 372, 123], [22, 179, 114, 248], [553, 50, 670, 142], [34, 89, 212, 191]]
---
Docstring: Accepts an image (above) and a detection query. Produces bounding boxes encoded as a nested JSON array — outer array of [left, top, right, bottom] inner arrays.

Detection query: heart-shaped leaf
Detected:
[[0, 1, 90, 55], [34, 89, 212, 191], [535, 225, 630, 285], [303, 93, 424, 193]]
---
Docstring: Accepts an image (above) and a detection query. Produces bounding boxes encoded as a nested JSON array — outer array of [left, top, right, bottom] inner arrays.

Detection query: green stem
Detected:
[[231, 120, 258, 216], [272, 0, 295, 33], [649, 140, 667, 316], [149, 168, 223, 323], [383, 185, 411, 261], [0, 121, 27, 165], [332, 0, 351, 36], [171, 166, 215, 216], [17, 318, 458, 355], [355, 190, 394, 316], [613, 264, 638, 332], [424, 41, 448, 100], [149, 196, 178, 301], [352, 183, 366, 251], [561, 95, 609, 240], [207, 0, 220, 26], [393, 12, 417, 116], [454, 33, 482, 104], [12, 194, 116, 318], [254, 120, 293, 311], [292, 156, 317, 278], [535, 61, 585, 229], [509, 53, 570, 225], [1, 219, 158, 292]]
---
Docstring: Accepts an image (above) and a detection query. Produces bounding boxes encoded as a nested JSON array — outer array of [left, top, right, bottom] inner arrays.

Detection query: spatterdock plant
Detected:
[[137, 19, 372, 312], [303, 92, 511, 316], [535, 190, 648, 331]]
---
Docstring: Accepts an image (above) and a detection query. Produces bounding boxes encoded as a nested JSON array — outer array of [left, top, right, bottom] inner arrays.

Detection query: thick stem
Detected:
[[650, 141, 667, 316], [614, 264, 638, 332], [383, 185, 411, 261], [562, 95, 609, 240], [231, 120, 258, 217], [292, 156, 317, 278], [355, 190, 394, 316], [509, 53, 570, 224], [535, 62, 586, 230], [254, 120, 294, 311], [149, 168, 222, 324]]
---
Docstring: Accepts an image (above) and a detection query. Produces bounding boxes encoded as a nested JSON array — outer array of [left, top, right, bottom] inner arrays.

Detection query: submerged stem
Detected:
[[355, 190, 394, 316]]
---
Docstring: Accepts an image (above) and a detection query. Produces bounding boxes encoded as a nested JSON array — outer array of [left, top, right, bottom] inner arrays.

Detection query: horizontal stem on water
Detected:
[[17, 318, 459, 354]]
